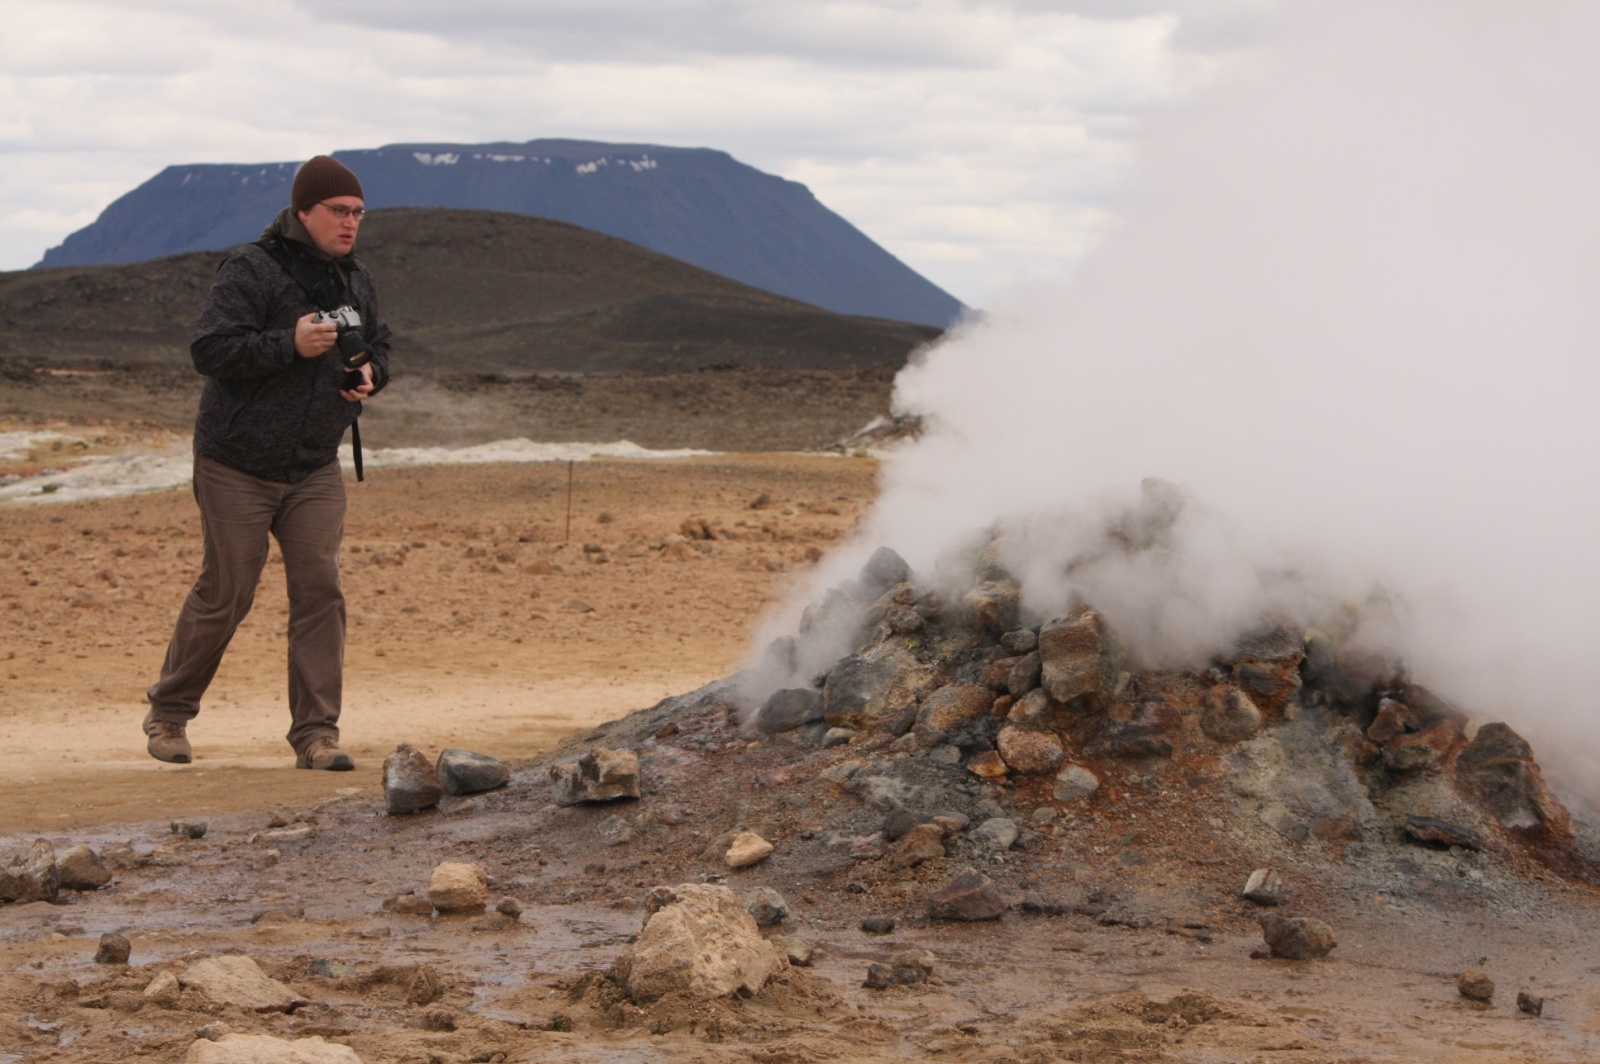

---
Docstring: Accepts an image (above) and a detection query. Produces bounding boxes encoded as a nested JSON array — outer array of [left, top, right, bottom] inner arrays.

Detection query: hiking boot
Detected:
[[296, 737, 355, 771], [142, 711, 192, 764]]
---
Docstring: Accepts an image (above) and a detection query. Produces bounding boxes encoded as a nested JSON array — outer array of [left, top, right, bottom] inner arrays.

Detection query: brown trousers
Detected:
[[147, 454, 347, 754]]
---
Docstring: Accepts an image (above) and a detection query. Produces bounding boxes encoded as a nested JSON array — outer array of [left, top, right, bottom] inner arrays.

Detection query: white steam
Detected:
[[748, 0, 1600, 768]]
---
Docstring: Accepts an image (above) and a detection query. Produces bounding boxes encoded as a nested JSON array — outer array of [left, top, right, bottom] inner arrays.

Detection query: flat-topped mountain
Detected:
[[1, 207, 941, 377], [36, 140, 964, 329]]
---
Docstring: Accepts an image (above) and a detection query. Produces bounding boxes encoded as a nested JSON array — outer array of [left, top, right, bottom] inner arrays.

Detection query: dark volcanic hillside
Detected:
[[0, 208, 940, 377], [35, 139, 965, 329]]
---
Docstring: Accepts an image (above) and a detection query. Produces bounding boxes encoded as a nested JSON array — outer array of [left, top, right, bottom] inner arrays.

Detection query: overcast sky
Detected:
[[1, 0, 1282, 304]]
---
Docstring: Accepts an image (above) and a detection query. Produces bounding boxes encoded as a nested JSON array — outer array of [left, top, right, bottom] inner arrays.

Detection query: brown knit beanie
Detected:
[[291, 155, 364, 211]]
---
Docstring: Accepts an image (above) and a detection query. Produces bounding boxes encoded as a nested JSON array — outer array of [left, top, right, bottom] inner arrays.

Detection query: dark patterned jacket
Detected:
[[190, 209, 392, 483]]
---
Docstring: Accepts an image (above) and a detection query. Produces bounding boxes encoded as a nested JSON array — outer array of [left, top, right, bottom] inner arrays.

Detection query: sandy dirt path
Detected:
[[0, 452, 875, 833]]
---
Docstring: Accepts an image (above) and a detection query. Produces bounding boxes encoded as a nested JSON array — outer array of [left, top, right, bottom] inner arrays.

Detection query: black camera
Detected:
[[314, 306, 371, 390]]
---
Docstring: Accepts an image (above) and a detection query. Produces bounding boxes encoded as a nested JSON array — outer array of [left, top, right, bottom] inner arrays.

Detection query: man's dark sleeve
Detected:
[[191, 252, 299, 379], [362, 278, 393, 395]]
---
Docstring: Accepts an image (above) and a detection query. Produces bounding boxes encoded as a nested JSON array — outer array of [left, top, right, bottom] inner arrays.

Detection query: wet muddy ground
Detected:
[[3, 431, 1600, 1063]]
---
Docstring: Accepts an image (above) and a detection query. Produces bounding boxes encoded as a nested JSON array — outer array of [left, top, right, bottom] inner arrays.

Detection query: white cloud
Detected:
[[0, 0, 1278, 302]]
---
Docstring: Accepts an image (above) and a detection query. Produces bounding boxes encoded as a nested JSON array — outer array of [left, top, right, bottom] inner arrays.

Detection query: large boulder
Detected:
[[1038, 606, 1118, 705], [549, 747, 642, 806], [1452, 723, 1571, 840], [0, 839, 59, 903], [614, 884, 784, 1003]]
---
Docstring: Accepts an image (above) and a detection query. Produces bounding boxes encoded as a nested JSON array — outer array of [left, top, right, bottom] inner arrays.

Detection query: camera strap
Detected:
[[255, 235, 366, 482]]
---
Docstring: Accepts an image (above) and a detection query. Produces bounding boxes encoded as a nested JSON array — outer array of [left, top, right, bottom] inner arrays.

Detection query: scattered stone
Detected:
[[889, 823, 947, 868], [496, 897, 523, 920], [771, 935, 816, 966], [725, 832, 774, 869], [1516, 991, 1543, 1017], [549, 747, 642, 806], [383, 744, 444, 815], [1453, 723, 1571, 840], [1001, 628, 1039, 654], [429, 861, 489, 913], [1402, 815, 1484, 851], [56, 845, 112, 891], [1, 839, 60, 903], [883, 808, 922, 841], [1458, 968, 1495, 1002], [471, 912, 519, 932], [967, 750, 1008, 779], [1257, 914, 1336, 960], [614, 883, 783, 1003], [1006, 652, 1043, 697], [435, 749, 509, 796], [963, 581, 1021, 632], [859, 546, 911, 593], [1201, 686, 1264, 743], [749, 688, 825, 736], [996, 725, 1064, 775], [1007, 688, 1052, 726], [309, 958, 358, 979], [822, 647, 930, 727], [197, 1023, 233, 1042], [1039, 606, 1118, 705], [1366, 697, 1416, 743], [822, 727, 855, 748], [1380, 723, 1460, 775], [864, 948, 936, 989], [860, 916, 896, 934], [862, 963, 896, 989], [180, 954, 302, 1012], [971, 818, 1019, 852], [914, 683, 995, 744], [744, 887, 790, 928], [95, 932, 131, 965], [170, 820, 208, 839], [1052, 763, 1100, 801], [1084, 701, 1180, 760], [925, 867, 1005, 922], [886, 605, 924, 634], [181, 1033, 364, 1063], [143, 970, 181, 1006], [1242, 868, 1285, 906], [392, 893, 434, 916]]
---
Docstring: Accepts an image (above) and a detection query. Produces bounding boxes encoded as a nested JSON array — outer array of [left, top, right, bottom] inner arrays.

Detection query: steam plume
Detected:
[[746, 0, 1600, 779]]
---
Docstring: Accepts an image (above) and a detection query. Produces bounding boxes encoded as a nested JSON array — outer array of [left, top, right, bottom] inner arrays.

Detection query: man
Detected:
[[142, 154, 391, 770]]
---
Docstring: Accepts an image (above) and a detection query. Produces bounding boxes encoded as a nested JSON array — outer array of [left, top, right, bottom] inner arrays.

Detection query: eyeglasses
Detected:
[[318, 203, 367, 221]]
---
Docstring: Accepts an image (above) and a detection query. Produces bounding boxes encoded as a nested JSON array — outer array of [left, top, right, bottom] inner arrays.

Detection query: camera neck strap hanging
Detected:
[[254, 235, 366, 481]]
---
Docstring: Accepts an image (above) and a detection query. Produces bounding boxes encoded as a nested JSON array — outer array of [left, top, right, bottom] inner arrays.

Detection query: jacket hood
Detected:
[[263, 207, 357, 265]]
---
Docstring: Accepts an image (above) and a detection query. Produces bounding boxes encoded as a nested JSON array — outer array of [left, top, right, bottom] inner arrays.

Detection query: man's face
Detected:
[[297, 195, 364, 258]]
